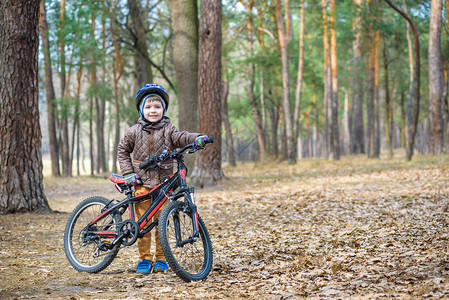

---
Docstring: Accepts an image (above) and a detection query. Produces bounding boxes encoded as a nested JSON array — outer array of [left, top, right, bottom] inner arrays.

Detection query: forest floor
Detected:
[[1, 152, 449, 299]]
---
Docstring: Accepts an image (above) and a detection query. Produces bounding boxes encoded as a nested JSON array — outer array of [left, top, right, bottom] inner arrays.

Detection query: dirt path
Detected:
[[1, 155, 448, 299]]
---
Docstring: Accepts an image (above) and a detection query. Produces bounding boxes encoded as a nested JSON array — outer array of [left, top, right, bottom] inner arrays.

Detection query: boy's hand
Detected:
[[195, 135, 208, 147], [124, 173, 140, 186]]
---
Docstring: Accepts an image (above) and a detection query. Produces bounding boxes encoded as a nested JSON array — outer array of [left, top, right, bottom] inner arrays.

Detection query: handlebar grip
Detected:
[[206, 136, 214, 144], [139, 160, 152, 170]]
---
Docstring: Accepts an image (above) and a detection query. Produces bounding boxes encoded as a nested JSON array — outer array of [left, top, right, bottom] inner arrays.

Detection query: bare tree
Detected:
[[0, 0, 50, 213]]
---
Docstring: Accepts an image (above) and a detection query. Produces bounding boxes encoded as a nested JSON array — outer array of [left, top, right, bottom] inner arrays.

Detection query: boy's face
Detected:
[[143, 99, 164, 122]]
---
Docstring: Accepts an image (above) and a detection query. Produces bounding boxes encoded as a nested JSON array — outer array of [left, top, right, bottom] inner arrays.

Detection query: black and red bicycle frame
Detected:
[[85, 147, 201, 249]]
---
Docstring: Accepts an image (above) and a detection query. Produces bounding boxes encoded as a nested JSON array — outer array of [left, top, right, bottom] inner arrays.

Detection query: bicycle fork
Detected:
[[175, 187, 200, 247]]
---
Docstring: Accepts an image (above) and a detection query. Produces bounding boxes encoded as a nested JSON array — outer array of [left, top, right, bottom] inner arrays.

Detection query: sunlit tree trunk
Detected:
[[275, 0, 295, 164], [0, 0, 50, 213], [351, 0, 364, 154], [293, 0, 305, 147], [191, 0, 224, 187], [329, 0, 340, 160], [39, 0, 60, 177], [428, 0, 443, 154], [321, 0, 331, 158]]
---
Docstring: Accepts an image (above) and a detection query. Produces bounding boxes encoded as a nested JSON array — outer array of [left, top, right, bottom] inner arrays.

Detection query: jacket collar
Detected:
[[139, 116, 170, 131]]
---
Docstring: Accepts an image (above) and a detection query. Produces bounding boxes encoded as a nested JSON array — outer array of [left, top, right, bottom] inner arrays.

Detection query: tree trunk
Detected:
[[351, 0, 365, 154], [367, 22, 376, 158], [191, 0, 224, 187], [59, 0, 70, 176], [383, 36, 393, 158], [293, 0, 305, 146], [242, 1, 266, 163], [321, 0, 331, 158], [89, 10, 96, 176], [384, 0, 421, 161], [170, 0, 199, 172], [128, 0, 153, 86], [0, 0, 50, 213], [373, 30, 381, 158], [329, 0, 340, 160], [111, 3, 123, 174], [275, 0, 295, 164], [343, 90, 350, 155], [39, 0, 60, 177], [428, 0, 443, 155], [222, 79, 236, 166]]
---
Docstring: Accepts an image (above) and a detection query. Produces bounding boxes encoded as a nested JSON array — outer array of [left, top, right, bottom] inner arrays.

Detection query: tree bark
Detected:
[[241, 0, 266, 163], [128, 0, 153, 86], [293, 0, 305, 149], [321, 0, 331, 158], [373, 29, 381, 158], [111, 2, 123, 174], [343, 90, 350, 155], [428, 0, 443, 154], [0, 0, 50, 213], [384, 0, 421, 161], [275, 0, 295, 164], [59, 0, 70, 176], [329, 0, 340, 160], [39, 0, 60, 177], [383, 36, 393, 158], [367, 20, 376, 158], [191, 0, 224, 187], [222, 79, 236, 166], [170, 0, 199, 172], [351, 0, 365, 154]]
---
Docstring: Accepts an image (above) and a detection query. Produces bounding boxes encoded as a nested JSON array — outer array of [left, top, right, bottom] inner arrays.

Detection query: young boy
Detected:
[[117, 83, 207, 274]]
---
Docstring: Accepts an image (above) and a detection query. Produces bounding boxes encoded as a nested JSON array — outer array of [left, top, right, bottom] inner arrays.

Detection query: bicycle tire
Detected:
[[158, 200, 213, 282], [64, 196, 121, 273]]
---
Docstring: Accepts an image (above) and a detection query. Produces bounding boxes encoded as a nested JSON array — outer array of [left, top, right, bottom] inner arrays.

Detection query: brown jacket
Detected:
[[117, 117, 199, 188]]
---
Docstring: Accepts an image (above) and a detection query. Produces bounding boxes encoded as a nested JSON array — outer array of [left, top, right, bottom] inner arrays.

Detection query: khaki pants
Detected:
[[134, 186, 166, 262]]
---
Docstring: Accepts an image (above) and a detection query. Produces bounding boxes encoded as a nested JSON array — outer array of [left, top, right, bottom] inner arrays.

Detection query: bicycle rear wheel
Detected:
[[159, 201, 213, 282], [64, 196, 121, 273]]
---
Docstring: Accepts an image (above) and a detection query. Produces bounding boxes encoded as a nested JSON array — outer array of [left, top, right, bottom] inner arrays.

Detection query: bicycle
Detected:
[[63, 138, 214, 282]]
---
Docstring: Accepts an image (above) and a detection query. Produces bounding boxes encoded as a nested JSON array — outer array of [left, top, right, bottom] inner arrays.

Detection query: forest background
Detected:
[[36, 0, 449, 179]]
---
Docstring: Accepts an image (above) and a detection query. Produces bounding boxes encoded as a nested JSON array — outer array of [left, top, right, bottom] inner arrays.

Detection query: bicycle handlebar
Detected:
[[138, 136, 214, 170]]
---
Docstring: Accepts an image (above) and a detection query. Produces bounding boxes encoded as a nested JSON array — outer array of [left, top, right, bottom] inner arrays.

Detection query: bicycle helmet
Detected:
[[135, 83, 170, 116]]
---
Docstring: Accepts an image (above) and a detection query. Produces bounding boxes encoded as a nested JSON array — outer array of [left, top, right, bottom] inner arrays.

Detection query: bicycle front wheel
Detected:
[[159, 201, 213, 282], [64, 196, 121, 273]]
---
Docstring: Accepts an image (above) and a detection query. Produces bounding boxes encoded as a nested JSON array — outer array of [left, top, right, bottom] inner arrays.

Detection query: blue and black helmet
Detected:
[[135, 83, 170, 116]]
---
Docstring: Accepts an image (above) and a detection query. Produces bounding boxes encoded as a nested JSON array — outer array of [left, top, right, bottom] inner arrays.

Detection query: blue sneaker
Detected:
[[153, 260, 169, 273], [136, 259, 152, 274]]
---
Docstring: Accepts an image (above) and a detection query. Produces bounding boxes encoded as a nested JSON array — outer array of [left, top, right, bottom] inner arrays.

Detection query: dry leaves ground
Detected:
[[1, 153, 448, 299]]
